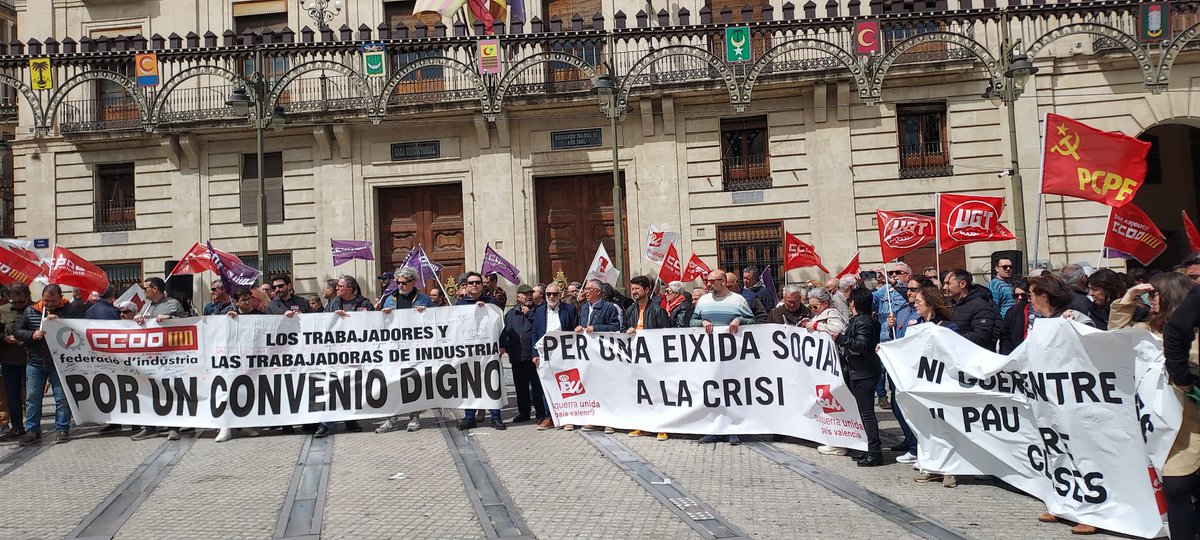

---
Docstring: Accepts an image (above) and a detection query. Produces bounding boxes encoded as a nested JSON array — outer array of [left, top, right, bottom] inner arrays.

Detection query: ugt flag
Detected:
[[49, 245, 109, 296], [1103, 203, 1167, 266], [585, 243, 620, 286], [681, 254, 711, 282], [331, 239, 373, 267], [482, 244, 520, 285], [1041, 113, 1150, 208], [876, 210, 935, 262], [784, 232, 828, 273], [658, 243, 682, 283], [937, 193, 1016, 253]]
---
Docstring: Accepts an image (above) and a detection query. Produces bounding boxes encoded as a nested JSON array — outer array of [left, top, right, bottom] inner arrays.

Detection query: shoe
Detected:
[[17, 430, 39, 446], [914, 471, 944, 483], [889, 441, 910, 452], [563, 424, 575, 431], [314, 425, 330, 438], [698, 435, 719, 444], [131, 428, 159, 441], [100, 424, 123, 434], [628, 430, 645, 437], [657, 432, 668, 441], [537, 419, 554, 430], [406, 416, 421, 432], [457, 419, 477, 431], [895, 452, 917, 464], [1037, 513, 1059, 523], [346, 421, 363, 432], [55, 430, 68, 444], [375, 417, 403, 434], [603, 426, 615, 434], [241, 427, 260, 437], [490, 418, 506, 430], [942, 474, 958, 488], [817, 445, 848, 456], [0, 428, 24, 443], [215, 428, 232, 443], [282, 426, 295, 435], [856, 452, 884, 467], [1070, 524, 1097, 535], [728, 435, 741, 446], [877, 396, 891, 409], [166, 429, 180, 441], [848, 451, 865, 461], [511, 415, 531, 424], [581, 424, 597, 431]]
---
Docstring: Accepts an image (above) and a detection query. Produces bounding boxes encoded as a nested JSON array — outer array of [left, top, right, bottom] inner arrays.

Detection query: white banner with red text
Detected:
[[536, 325, 867, 449], [878, 320, 1179, 539], [45, 305, 506, 429]]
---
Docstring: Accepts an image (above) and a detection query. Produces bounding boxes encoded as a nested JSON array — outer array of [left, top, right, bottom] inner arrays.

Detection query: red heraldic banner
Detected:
[[682, 254, 711, 282], [659, 243, 682, 283], [1105, 204, 1167, 266], [50, 245, 110, 296], [784, 233, 828, 273], [1041, 113, 1150, 208], [937, 194, 1016, 253], [876, 210, 936, 262]]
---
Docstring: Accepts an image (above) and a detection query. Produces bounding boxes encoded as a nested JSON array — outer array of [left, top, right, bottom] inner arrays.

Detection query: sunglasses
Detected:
[[998, 265, 1013, 270], [210, 287, 220, 292], [397, 280, 413, 285], [546, 292, 561, 297], [1014, 293, 1028, 300], [887, 270, 908, 277], [466, 280, 483, 285], [272, 284, 287, 289]]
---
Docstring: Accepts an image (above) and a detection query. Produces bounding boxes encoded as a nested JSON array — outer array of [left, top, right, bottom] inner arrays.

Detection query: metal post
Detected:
[[610, 108, 626, 294], [255, 49, 268, 283], [1000, 13, 1030, 261]]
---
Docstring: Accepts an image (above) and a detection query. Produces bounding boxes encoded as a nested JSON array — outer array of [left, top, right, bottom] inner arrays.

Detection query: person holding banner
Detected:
[[691, 270, 756, 445], [375, 268, 434, 434], [457, 272, 505, 431], [128, 278, 190, 442], [661, 281, 693, 329], [531, 282, 580, 431], [908, 285, 960, 485], [623, 276, 672, 441], [1154, 275, 1200, 540], [203, 282, 234, 316], [316, 275, 372, 438], [804, 288, 847, 337], [1084, 269, 1143, 330], [942, 269, 999, 349], [212, 289, 266, 443], [14, 284, 81, 446], [1000, 275, 1093, 356], [575, 279, 622, 433], [832, 288, 884, 467], [0, 284, 28, 442]]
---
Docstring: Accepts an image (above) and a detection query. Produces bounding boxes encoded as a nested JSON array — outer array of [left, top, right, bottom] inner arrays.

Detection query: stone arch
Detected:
[[745, 38, 863, 104], [0, 75, 44, 130], [44, 70, 152, 132], [1154, 22, 1200, 91], [869, 31, 1004, 104], [1026, 24, 1154, 89], [267, 59, 371, 114], [493, 51, 603, 119], [619, 45, 740, 112], [151, 65, 249, 124], [375, 56, 485, 120]]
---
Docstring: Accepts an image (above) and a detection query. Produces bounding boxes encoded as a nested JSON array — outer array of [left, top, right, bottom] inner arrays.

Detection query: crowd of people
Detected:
[[1, 254, 1200, 538]]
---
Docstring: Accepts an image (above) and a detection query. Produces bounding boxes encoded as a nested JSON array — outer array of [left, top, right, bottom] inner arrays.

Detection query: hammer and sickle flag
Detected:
[[1040, 113, 1150, 208], [29, 58, 52, 90], [855, 20, 881, 56]]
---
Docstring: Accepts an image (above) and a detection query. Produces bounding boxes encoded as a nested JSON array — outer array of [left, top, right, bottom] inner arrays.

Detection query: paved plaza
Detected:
[[0, 387, 1131, 540]]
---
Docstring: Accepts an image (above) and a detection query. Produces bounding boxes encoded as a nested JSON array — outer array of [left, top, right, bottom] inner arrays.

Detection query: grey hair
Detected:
[[396, 267, 419, 283], [1059, 264, 1085, 286], [667, 281, 686, 294], [807, 287, 832, 304], [838, 275, 857, 291], [586, 278, 604, 290], [781, 284, 804, 297]]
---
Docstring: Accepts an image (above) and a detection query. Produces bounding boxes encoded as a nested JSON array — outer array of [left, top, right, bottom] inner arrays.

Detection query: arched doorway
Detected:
[[1131, 121, 1200, 270]]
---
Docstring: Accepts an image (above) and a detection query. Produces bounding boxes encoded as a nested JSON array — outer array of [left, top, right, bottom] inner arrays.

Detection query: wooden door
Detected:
[[535, 174, 627, 285], [377, 184, 465, 293]]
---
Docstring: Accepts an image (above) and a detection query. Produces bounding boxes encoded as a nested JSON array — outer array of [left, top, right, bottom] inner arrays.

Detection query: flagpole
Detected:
[[1031, 193, 1045, 272], [884, 260, 896, 341], [421, 244, 448, 298], [1097, 206, 1113, 269]]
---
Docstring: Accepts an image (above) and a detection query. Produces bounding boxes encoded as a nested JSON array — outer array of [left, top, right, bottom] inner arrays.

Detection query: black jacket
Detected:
[[15, 300, 84, 368], [1069, 289, 1093, 317], [325, 295, 374, 312], [950, 284, 999, 349], [500, 306, 535, 362], [666, 297, 693, 329], [835, 313, 882, 381], [998, 300, 1028, 355], [622, 300, 672, 331], [1165, 286, 1200, 387]]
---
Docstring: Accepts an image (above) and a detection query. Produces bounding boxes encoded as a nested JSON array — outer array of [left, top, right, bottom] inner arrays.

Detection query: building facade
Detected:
[[7, 0, 1200, 300]]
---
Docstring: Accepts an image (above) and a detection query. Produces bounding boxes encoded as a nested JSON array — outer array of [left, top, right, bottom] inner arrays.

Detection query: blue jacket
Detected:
[[989, 277, 1015, 318], [873, 285, 915, 342], [531, 302, 580, 358], [578, 299, 621, 332], [382, 289, 432, 310], [84, 300, 120, 320]]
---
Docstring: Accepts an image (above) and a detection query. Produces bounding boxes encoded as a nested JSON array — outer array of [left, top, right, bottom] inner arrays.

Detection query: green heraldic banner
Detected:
[[45, 306, 507, 428]]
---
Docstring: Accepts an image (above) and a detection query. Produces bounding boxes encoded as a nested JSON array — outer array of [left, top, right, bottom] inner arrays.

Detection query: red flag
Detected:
[[169, 242, 246, 275], [1104, 204, 1167, 266], [49, 246, 110, 295], [876, 210, 936, 262], [0, 242, 46, 286], [835, 252, 861, 280], [1183, 210, 1200, 254], [658, 243, 682, 283], [784, 233, 829, 273], [1041, 113, 1151, 208], [681, 254, 711, 282], [937, 193, 1016, 253]]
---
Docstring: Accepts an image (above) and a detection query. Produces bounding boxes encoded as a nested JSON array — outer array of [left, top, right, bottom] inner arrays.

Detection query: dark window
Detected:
[[240, 152, 284, 226], [238, 252, 293, 281], [721, 116, 771, 191], [897, 103, 951, 179], [384, 0, 442, 33], [544, 40, 605, 87], [98, 262, 143, 295], [235, 13, 290, 88], [95, 163, 136, 231], [391, 49, 445, 95], [884, 21, 951, 64], [93, 59, 138, 128], [717, 222, 783, 295]]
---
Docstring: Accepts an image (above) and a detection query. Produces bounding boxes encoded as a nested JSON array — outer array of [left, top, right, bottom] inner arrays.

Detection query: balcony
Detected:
[[899, 143, 952, 179], [94, 199, 135, 232], [61, 95, 143, 133], [722, 155, 772, 191]]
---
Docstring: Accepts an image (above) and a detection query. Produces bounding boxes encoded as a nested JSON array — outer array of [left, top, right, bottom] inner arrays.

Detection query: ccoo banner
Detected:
[[878, 320, 1178, 539], [536, 325, 867, 449], [46, 306, 507, 429]]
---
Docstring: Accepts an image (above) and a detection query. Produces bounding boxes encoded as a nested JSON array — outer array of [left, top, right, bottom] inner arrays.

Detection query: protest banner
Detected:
[[878, 320, 1176, 539], [46, 305, 506, 429], [536, 324, 866, 449]]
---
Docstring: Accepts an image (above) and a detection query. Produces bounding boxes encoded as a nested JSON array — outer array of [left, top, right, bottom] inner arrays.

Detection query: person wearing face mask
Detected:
[[531, 282, 580, 430]]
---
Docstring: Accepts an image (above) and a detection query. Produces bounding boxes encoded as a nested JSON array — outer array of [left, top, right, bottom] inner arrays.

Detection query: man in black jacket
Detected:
[[15, 284, 83, 445], [622, 276, 671, 332], [943, 268, 999, 349], [500, 285, 541, 426]]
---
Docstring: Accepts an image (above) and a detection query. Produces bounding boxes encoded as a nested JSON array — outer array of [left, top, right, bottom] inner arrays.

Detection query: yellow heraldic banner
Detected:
[[29, 58, 52, 90], [45, 305, 507, 428]]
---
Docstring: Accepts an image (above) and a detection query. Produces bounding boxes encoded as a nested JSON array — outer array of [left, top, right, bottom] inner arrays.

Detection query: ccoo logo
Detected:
[[55, 327, 83, 351], [946, 201, 1000, 241]]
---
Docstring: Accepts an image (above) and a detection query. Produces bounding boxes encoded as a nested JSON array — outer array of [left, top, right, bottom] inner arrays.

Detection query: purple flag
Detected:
[[331, 239, 374, 267], [481, 244, 520, 285], [760, 265, 777, 305], [207, 241, 261, 290], [400, 245, 444, 285]]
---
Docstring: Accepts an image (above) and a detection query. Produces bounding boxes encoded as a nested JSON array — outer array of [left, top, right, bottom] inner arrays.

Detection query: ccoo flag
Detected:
[[658, 243, 682, 284], [1041, 113, 1151, 208], [1104, 203, 1167, 266], [936, 193, 1016, 253], [784, 233, 828, 273], [49, 246, 109, 297], [681, 254, 711, 282]]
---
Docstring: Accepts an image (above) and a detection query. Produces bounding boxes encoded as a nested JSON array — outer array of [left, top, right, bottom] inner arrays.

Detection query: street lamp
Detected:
[[226, 49, 287, 282], [300, 0, 344, 29], [984, 45, 1039, 263], [593, 73, 626, 293]]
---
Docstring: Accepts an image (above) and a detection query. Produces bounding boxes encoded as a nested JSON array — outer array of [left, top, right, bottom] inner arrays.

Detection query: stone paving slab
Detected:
[[469, 417, 701, 540], [116, 431, 303, 540], [0, 433, 162, 540], [321, 418, 484, 540], [622, 433, 920, 540]]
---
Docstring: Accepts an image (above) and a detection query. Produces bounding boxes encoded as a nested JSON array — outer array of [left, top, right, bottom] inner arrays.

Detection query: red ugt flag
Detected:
[[681, 254, 711, 282], [784, 233, 828, 273], [1182, 210, 1200, 254], [1105, 204, 1167, 266], [876, 210, 936, 262], [835, 252, 861, 280], [658, 243, 682, 283], [937, 193, 1016, 253], [50, 245, 109, 296], [1041, 113, 1150, 208]]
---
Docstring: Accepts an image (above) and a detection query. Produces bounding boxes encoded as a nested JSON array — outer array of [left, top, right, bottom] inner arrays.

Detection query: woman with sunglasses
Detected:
[[909, 285, 961, 487]]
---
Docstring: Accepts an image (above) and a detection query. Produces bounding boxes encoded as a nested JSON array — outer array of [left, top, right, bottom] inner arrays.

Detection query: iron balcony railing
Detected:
[[722, 155, 772, 191], [94, 199, 135, 232], [899, 143, 953, 179]]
